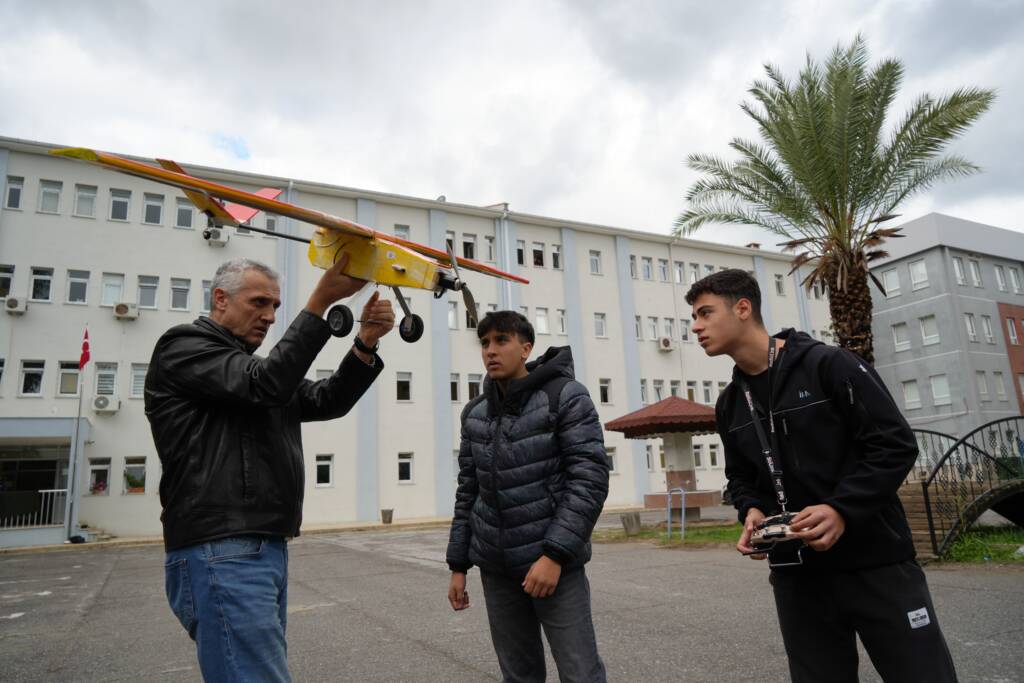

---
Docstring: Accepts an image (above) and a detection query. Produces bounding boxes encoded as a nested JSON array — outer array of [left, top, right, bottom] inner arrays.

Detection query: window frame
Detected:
[[908, 259, 929, 290], [73, 184, 97, 218], [589, 250, 602, 275], [396, 371, 412, 402], [397, 452, 414, 483], [130, 364, 148, 399], [20, 360, 45, 397], [29, 267, 54, 302], [57, 361, 80, 397], [169, 278, 190, 311], [930, 374, 952, 406], [902, 379, 921, 410], [882, 269, 900, 298], [137, 275, 159, 309], [109, 189, 131, 222], [4, 176, 23, 209], [37, 179, 62, 214], [594, 312, 607, 338], [892, 322, 911, 352], [65, 269, 90, 305], [919, 315, 940, 346], [315, 454, 334, 488]]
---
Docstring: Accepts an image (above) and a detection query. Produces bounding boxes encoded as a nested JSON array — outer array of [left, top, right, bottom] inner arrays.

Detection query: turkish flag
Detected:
[[79, 329, 91, 370]]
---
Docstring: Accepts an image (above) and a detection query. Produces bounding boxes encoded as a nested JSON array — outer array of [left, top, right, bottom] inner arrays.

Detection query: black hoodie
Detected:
[[718, 329, 918, 571]]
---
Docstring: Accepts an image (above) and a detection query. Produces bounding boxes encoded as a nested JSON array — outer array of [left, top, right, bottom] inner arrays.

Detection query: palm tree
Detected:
[[674, 36, 994, 364]]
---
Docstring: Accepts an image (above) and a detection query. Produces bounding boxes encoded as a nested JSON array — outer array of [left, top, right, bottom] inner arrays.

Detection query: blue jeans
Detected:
[[165, 535, 290, 682], [480, 567, 606, 683]]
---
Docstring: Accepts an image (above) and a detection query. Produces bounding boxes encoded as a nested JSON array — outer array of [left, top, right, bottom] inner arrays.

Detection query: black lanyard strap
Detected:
[[738, 337, 788, 512]]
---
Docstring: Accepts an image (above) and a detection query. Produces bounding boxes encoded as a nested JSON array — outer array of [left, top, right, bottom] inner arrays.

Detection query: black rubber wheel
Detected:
[[326, 305, 354, 338], [399, 314, 425, 343]]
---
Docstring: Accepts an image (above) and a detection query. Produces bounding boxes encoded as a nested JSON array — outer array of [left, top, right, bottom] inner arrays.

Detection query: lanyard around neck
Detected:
[[739, 336, 788, 512]]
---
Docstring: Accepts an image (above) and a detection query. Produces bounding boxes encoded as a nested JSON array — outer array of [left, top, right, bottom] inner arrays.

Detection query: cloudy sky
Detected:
[[1, 0, 1020, 248]]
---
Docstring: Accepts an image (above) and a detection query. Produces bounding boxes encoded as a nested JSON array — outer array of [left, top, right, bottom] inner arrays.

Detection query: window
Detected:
[[994, 265, 1007, 292], [55, 361, 80, 396], [398, 452, 414, 482], [1008, 318, 1019, 346], [594, 313, 607, 337], [629, 255, 638, 279], [634, 315, 643, 340], [264, 214, 277, 235], [968, 259, 982, 287], [882, 269, 900, 298], [670, 380, 680, 397], [236, 219, 252, 235], [20, 361, 44, 395], [467, 374, 482, 400], [645, 445, 653, 471], [606, 447, 616, 472], [551, 244, 561, 270], [170, 278, 190, 310], [88, 458, 111, 496], [5, 176, 23, 209], [201, 280, 212, 313], [686, 381, 697, 401], [74, 184, 97, 217], [589, 250, 602, 275], [484, 235, 495, 261], [396, 372, 412, 401], [908, 259, 928, 290], [641, 257, 653, 280], [658, 259, 669, 282], [919, 315, 940, 346], [693, 444, 703, 468], [964, 313, 978, 342], [993, 372, 1007, 401], [175, 198, 193, 228], [0, 358, 4, 389], [977, 371, 989, 400], [0, 264, 11, 298], [450, 373, 460, 402], [463, 234, 477, 260], [647, 316, 658, 339], [536, 307, 549, 334], [95, 363, 117, 396], [1009, 267, 1022, 294], [38, 180, 62, 214], [532, 242, 544, 267], [703, 380, 713, 404], [639, 379, 648, 404], [688, 263, 700, 284], [445, 231, 455, 251], [902, 380, 921, 409], [130, 364, 147, 398], [66, 269, 89, 304], [137, 275, 159, 308], [981, 315, 994, 343], [704, 264, 715, 276], [674, 261, 684, 284], [709, 444, 720, 468], [892, 323, 910, 352], [664, 318, 674, 339], [316, 454, 333, 487], [394, 224, 410, 240], [952, 257, 966, 285], [465, 303, 480, 329], [30, 267, 53, 302], [599, 378, 611, 404], [124, 457, 146, 494], [517, 240, 526, 266], [930, 374, 951, 406], [556, 309, 566, 335], [680, 320, 690, 342], [811, 282, 823, 300], [774, 274, 785, 296], [100, 273, 124, 306], [448, 301, 458, 329], [110, 189, 131, 221], [653, 380, 664, 401], [520, 305, 528, 320]]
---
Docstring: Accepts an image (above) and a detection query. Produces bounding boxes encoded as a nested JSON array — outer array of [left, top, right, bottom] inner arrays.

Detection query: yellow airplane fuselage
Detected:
[[308, 228, 441, 290]]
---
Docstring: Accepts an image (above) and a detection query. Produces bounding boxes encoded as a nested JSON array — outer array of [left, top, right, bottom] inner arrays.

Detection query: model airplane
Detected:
[[49, 147, 528, 342]]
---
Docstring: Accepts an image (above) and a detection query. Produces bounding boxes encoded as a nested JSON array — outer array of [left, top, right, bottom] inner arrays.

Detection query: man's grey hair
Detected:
[[211, 259, 280, 296]]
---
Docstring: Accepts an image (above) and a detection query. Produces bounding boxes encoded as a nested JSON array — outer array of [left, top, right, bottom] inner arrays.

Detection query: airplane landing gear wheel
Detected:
[[399, 314, 424, 343], [327, 305, 354, 338]]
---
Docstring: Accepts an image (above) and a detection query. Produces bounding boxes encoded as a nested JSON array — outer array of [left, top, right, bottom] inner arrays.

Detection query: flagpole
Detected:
[[65, 370, 86, 540]]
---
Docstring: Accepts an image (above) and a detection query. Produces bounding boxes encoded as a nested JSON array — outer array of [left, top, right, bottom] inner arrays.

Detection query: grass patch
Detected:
[[593, 522, 742, 547], [944, 526, 1024, 563]]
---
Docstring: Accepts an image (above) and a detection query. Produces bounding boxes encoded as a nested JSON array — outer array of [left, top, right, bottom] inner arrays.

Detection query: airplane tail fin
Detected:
[[155, 159, 281, 225]]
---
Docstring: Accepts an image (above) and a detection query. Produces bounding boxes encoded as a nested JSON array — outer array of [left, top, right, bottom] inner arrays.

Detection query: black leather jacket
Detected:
[[145, 311, 381, 551]]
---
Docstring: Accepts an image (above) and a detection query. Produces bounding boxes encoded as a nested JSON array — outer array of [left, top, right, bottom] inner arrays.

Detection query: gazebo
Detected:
[[605, 396, 721, 520]]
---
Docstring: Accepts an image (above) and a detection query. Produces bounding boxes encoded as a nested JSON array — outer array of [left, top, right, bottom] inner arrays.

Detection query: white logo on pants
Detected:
[[907, 607, 930, 629]]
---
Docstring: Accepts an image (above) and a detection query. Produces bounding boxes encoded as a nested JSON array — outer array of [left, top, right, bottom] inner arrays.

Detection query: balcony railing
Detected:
[[0, 489, 68, 529]]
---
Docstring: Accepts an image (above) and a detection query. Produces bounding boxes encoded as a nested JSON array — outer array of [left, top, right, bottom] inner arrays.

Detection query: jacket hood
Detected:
[[484, 345, 575, 416]]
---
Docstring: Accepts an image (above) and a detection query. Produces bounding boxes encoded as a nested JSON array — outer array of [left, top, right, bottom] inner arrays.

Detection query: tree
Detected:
[[674, 36, 994, 364]]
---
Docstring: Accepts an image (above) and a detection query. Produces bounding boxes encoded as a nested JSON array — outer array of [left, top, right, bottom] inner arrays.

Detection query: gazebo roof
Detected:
[[604, 396, 718, 439]]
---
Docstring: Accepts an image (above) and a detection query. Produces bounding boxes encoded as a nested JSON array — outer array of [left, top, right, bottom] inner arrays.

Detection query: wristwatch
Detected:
[[352, 335, 379, 355]]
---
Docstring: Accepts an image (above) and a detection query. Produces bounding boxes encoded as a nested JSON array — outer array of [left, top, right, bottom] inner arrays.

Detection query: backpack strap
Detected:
[[543, 376, 573, 426]]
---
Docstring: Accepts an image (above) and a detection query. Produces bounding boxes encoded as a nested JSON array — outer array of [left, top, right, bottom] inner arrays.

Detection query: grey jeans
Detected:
[[480, 567, 606, 683]]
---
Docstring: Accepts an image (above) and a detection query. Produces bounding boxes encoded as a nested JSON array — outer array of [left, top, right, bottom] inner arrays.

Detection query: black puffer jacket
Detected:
[[446, 346, 610, 578], [145, 311, 381, 551]]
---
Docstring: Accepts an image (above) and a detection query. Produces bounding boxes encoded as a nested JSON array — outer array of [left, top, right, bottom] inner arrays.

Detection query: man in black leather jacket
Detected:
[[146, 255, 393, 682]]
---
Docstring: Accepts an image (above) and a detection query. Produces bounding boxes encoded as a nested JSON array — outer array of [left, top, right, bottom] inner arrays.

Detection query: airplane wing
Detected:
[[156, 158, 281, 225], [50, 147, 528, 284]]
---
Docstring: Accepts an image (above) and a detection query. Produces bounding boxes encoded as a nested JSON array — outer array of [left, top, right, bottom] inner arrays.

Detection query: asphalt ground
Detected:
[[0, 517, 1021, 682]]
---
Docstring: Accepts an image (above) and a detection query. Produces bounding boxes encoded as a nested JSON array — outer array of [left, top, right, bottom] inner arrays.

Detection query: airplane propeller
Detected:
[[445, 242, 479, 327]]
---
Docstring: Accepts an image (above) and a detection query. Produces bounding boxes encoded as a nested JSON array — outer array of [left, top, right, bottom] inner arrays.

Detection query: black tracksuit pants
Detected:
[[770, 560, 957, 682]]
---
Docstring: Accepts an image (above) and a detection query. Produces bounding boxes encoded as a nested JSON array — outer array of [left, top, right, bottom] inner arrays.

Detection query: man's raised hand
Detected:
[[738, 507, 767, 560]]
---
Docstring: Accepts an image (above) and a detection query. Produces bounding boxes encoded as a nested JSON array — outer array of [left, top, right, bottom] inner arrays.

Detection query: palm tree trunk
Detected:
[[824, 260, 875, 365]]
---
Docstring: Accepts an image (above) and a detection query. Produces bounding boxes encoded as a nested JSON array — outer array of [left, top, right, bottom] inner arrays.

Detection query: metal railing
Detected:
[[666, 487, 686, 541], [0, 489, 68, 529], [920, 417, 1024, 556], [907, 429, 960, 483]]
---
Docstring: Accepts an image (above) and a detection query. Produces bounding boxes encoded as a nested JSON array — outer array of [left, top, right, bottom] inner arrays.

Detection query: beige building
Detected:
[[0, 136, 831, 546]]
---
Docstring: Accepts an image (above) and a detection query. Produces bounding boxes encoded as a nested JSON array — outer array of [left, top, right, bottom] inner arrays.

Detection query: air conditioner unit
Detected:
[[4, 295, 27, 315], [92, 395, 120, 414], [204, 227, 229, 247], [113, 302, 139, 320], [657, 336, 675, 352]]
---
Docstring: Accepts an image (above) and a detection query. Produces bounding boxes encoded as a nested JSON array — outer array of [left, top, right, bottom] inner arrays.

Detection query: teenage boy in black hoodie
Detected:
[[688, 269, 956, 683], [446, 311, 609, 683]]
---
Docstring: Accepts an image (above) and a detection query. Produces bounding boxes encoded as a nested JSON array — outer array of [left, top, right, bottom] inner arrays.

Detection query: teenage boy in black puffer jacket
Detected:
[[446, 311, 609, 683], [688, 269, 957, 683]]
